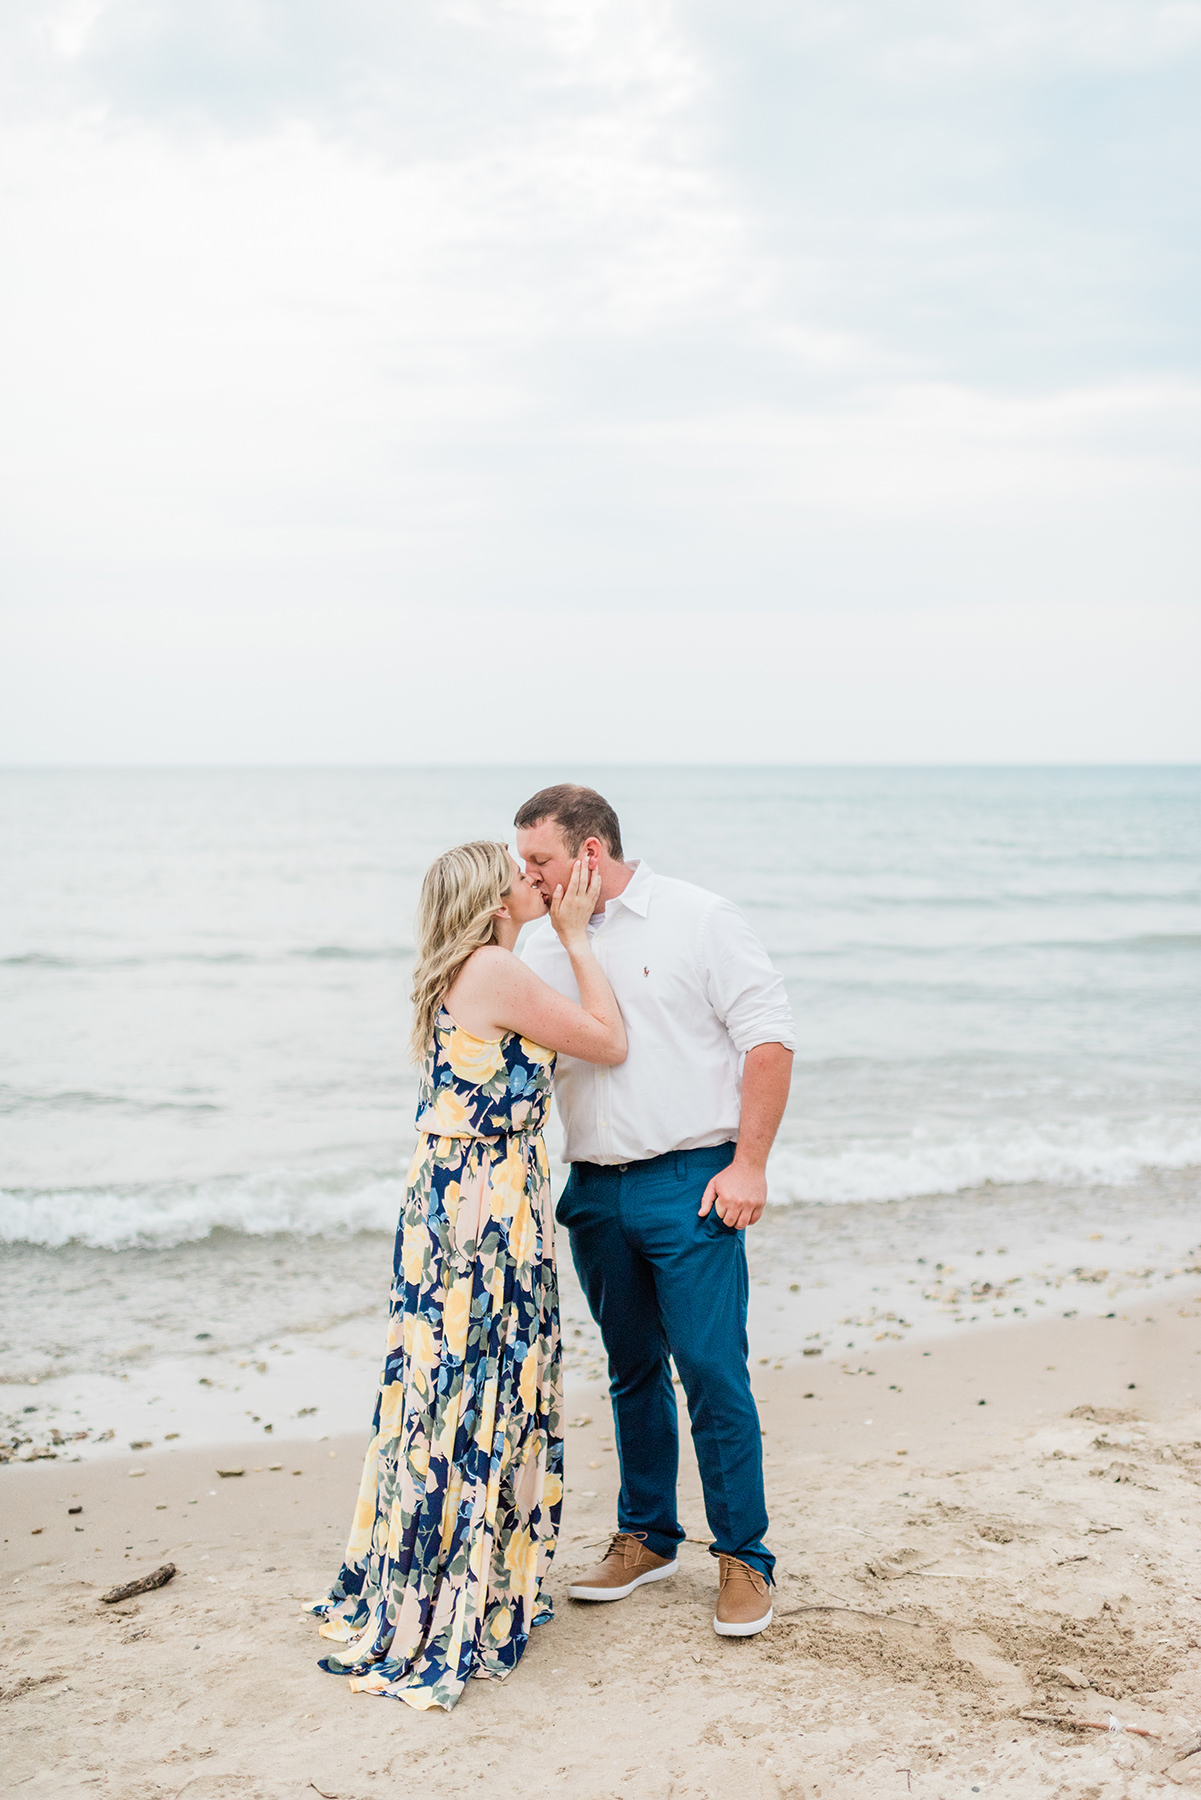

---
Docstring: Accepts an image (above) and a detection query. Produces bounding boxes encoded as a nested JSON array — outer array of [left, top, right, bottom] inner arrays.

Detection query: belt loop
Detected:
[[674, 1152, 683, 1180]]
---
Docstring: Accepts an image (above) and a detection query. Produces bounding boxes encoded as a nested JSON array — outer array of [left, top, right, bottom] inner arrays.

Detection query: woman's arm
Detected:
[[485, 954, 627, 1064], [449, 863, 627, 1064]]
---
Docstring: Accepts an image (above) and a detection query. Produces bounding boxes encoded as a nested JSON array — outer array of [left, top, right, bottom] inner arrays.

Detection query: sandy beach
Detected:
[[7, 1293, 1201, 1798], [4, 770, 1200, 1795]]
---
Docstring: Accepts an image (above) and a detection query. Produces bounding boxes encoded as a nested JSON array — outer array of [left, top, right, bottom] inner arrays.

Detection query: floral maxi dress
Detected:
[[310, 1012, 563, 1710]]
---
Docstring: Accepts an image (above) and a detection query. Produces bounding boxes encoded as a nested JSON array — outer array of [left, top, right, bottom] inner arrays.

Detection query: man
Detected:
[[515, 783, 795, 1638]]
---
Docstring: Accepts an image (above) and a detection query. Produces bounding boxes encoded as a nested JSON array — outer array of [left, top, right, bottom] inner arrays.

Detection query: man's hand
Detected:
[[696, 1042, 792, 1232], [698, 1158, 767, 1231]]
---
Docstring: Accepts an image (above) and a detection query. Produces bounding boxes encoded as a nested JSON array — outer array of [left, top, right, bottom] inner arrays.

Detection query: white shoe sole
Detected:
[[713, 1604, 773, 1638], [568, 1559, 678, 1602]]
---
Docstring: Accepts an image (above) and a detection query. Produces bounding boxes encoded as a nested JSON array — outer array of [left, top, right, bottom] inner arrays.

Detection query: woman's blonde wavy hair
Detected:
[[409, 840, 513, 1062]]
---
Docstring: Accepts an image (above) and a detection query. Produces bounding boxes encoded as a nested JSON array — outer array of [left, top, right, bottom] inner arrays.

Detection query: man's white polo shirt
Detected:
[[519, 860, 796, 1166]]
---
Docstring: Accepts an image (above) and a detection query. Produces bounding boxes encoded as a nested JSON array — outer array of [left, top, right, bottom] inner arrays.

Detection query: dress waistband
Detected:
[[416, 1125, 545, 1185], [415, 1127, 539, 1143]]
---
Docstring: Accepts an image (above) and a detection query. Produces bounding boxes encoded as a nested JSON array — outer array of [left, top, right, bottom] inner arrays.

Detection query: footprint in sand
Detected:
[[949, 1629, 1035, 1710]]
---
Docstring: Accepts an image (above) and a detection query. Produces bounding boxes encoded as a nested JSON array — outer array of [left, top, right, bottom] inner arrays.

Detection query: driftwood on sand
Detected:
[[100, 1563, 177, 1604], [1019, 1710, 1159, 1740]]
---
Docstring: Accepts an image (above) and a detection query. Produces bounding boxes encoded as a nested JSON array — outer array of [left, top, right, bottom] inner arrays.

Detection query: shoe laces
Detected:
[[719, 1554, 766, 1593]]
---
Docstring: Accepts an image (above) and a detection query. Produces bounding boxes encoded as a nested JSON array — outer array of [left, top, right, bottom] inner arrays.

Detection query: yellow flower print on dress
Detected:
[[347, 1448, 379, 1558], [518, 1346, 538, 1414], [428, 1087, 471, 1135], [509, 1194, 536, 1268], [385, 1494, 405, 1558], [474, 1391, 497, 1451], [487, 1141, 527, 1221], [442, 1027, 506, 1085], [311, 1009, 560, 1712], [407, 1316, 436, 1372], [439, 1470, 463, 1554], [503, 1525, 536, 1594], [441, 1178, 461, 1234], [400, 1227, 426, 1287], [434, 1409, 458, 1464], [377, 1380, 406, 1443], [442, 1280, 471, 1360]]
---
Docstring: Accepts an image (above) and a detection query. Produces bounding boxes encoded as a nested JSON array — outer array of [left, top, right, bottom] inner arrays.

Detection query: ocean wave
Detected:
[[0, 951, 246, 969], [3, 1123, 1201, 1247], [0, 1086, 221, 1117], [766, 1121, 1201, 1205], [789, 934, 1201, 958], [0, 952, 76, 968], [0, 946, 410, 970], [296, 946, 409, 962], [0, 1166, 405, 1250], [1119, 934, 1201, 950]]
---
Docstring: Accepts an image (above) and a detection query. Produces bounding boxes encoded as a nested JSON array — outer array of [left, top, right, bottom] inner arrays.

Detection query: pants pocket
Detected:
[[555, 1172, 581, 1228], [699, 1207, 739, 1239]]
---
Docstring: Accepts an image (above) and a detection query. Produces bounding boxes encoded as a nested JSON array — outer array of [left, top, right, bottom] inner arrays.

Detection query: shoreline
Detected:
[[6, 1297, 1201, 1796], [5, 1167, 1200, 1468]]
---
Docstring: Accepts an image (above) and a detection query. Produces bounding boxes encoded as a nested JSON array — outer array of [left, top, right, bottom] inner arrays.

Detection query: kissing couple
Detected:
[[309, 783, 796, 1709]]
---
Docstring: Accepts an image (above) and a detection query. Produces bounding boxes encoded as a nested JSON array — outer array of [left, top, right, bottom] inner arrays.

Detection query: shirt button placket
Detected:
[[594, 928, 609, 1154]]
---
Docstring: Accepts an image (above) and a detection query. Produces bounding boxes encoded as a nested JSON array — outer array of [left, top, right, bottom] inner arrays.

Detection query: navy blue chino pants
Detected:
[[558, 1144, 774, 1584]]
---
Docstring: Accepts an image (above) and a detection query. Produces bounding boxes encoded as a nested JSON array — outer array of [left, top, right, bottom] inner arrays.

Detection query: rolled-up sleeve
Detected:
[[699, 898, 797, 1055]]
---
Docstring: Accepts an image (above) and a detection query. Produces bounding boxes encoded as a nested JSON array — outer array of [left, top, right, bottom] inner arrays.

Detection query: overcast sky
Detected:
[[2, 0, 1199, 763]]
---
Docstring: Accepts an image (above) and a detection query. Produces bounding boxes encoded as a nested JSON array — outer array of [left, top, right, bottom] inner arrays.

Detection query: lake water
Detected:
[[2, 765, 1199, 1457]]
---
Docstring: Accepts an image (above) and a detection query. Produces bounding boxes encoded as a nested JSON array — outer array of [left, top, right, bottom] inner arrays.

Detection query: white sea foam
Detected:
[[767, 1121, 1201, 1206], [0, 1165, 406, 1250], [3, 1120, 1199, 1249]]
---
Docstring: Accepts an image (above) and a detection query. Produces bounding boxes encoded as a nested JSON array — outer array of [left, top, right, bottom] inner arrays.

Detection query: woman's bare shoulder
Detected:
[[463, 943, 518, 970], [444, 946, 530, 1038], [451, 944, 523, 990]]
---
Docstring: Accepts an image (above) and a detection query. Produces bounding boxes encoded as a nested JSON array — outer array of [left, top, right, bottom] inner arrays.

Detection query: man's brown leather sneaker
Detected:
[[567, 1531, 679, 1601], [713, 1554, 773, 1636]]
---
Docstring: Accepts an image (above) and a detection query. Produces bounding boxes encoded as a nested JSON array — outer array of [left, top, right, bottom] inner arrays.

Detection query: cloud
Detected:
[[1, 1, 1199, 760], [691, 0, 1201, 382]]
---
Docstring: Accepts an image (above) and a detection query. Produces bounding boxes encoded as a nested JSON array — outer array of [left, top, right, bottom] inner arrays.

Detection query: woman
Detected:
[[310, 841, 625, 1710]]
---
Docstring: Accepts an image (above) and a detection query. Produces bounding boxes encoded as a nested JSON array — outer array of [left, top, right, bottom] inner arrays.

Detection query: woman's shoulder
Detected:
[[473, 941, 541, 976], [447, 943, 524, 1001], [457, 943, 519, 978]]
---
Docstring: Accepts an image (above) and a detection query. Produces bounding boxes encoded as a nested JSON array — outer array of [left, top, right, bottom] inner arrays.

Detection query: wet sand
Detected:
[[7, 1296, 1201, 1797], [5, 1167, 1201, 1468]]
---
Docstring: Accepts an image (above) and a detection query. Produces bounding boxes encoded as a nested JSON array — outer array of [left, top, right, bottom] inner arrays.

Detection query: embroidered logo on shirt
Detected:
[[643, 966, 650, 977]]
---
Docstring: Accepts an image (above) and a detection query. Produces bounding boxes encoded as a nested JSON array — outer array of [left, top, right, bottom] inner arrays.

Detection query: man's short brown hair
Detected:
[[513, 784, 624, 860]]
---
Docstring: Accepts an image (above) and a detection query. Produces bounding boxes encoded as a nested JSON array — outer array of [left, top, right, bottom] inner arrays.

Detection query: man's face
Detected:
[[515, 818, 577, 909]]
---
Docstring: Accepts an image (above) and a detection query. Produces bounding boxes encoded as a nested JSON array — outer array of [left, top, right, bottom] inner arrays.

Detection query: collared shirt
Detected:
[[519, 860, 796, 1165]]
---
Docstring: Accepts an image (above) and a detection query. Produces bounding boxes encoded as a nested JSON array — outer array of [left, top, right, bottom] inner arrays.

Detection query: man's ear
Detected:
[[581, 836, 602, 872]]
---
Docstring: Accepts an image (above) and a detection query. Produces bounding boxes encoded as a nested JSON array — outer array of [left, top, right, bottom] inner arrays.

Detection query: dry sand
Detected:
[[7, 1299, 1201, 1798]]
